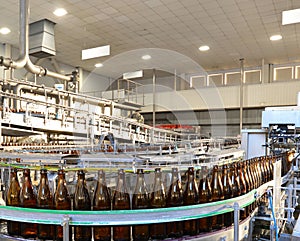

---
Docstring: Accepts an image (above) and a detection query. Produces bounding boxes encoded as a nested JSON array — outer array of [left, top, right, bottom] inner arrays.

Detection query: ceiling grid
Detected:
[[0, 0, 299, 77]]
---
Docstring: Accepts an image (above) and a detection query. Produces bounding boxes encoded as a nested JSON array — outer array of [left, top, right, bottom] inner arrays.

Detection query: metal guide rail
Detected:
[[0, 145, 244, 170], [0, 86, 180, 144], [0, 190, 256, 226]]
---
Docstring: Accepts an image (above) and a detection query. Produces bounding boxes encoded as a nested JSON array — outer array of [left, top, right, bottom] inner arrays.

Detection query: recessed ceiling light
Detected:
[[53, 8, 68, 17], [199, 45, 210, 51], [270, 35, 282, 41], [0, 27, 11, 35], [142, 55, 151, 60], [95, 63, 103, 68]]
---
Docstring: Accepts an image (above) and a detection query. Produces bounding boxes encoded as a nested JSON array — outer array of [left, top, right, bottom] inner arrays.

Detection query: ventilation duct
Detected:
[[29, 19, 56, 58], [0, 0, 72, 82]]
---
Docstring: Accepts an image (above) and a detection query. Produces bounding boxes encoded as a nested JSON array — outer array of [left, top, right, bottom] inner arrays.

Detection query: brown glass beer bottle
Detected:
[[222, 164, 233, 227], [260, 157, 267, 183], [20, 168, 37, 239], [54, 169, 72, 241], [198, 166, 212, 233], [166, 167, 184, 238], [74, 170, 92, 241], [183, 167, 199, 236], [250, 160, 257, 189], [211, 165, 224, 230], [132, 169, 150, 241], [230, 163, 241, 198], [237, 163, 248, 219], [255, 158, 263, 187], [112, 169, 131, 241], [93, 170, 111, 241], [150, 168, 166, 240], [37, 169, 54, 240], [6, 168, 21, 236]]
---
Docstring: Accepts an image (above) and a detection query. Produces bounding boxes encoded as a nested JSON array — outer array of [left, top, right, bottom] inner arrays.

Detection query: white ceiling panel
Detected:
[[0, 0, 300, 78]]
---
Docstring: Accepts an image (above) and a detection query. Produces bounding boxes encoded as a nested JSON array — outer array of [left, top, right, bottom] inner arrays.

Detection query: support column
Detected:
[[239, 58, 244, 134], [152, 68, 156, 128]]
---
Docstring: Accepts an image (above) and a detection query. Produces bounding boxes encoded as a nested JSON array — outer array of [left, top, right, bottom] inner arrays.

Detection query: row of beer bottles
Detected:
[[6, 167, 210, 241], [112, 158, 275, 240], [125, 157, 275, 240], [7, 167, 169, 241], [5, 157, 275, 241], [6, 168, 73, 240]]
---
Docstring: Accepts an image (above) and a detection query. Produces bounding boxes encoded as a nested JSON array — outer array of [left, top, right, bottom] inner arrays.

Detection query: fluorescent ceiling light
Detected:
[[82, 45, 110, 60], [270, 35, 282, 41], [0, 27, 11, 35], [282, 8, 300, 25], [123, 70, 143, 79], [199, 45, 210, 51], [95, 63, 103, 68], [53, 8, 68, 17], [142, 55, 151, 60]]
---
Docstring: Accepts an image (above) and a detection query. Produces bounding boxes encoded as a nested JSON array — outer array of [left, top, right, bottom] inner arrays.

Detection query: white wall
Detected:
[[80, 71, 111, 96], [141, 80, 300, 112]]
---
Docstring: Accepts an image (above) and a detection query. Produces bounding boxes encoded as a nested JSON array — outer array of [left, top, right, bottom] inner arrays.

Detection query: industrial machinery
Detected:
[[241, 103, 300, 241], [0, 1, 298, 241]]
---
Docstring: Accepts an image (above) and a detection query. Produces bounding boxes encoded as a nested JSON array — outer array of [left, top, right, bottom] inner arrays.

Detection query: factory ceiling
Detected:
[[0, 0, 300, 78]]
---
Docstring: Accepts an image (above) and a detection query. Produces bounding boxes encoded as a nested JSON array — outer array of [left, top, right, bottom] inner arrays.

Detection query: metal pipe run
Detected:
[[0, 0, 72, 82]]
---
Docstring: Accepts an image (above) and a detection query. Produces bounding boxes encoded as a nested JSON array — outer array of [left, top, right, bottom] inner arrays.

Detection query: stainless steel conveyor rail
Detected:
[[0, 190, 255, 226], [0, 89, 180, 144]]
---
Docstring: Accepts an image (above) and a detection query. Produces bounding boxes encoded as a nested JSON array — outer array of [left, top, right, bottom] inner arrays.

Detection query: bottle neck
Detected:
[[58, 172, 65, 179], [97, 177, 106, 186], [24, 175, 31, 183], [135, 173, 147, 194], [202, 177, 207, 190], [116, 173, 127, 192], [223, 170, 227, 186], [154, 173, 162, 186], [231, 169, 236, 184], [10, 174, 18, 183], [212, 169, 218, 189], [40, 174, 48, 183], [171, 171, 179, 183], [188, 172, 194, 182]]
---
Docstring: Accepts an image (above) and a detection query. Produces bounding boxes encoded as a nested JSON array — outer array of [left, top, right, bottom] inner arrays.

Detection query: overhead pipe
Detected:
[[0, 0, 72, 82], [12, 83, 60, 111], [10, 82, 129, 114], [5, 79, 138, 119], [6, 77, 137, 111], [0, 0, 27, 69]]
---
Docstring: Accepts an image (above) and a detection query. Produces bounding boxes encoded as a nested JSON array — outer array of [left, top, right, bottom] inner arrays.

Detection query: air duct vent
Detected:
[[29, 19, 56, 58]]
